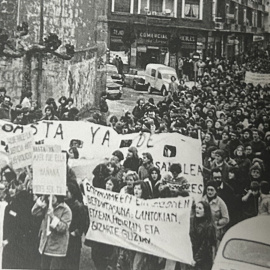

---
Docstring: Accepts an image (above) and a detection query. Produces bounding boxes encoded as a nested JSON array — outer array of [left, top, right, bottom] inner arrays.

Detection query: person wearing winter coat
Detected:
[[123, 146, 140, 173], [202, 181, 229, 245], [2, 179, 40, 269], [190, 201, 217, 270], [32, 194, 72, 270], [258, 181, 270, 215], [64, 183, 85, 270]]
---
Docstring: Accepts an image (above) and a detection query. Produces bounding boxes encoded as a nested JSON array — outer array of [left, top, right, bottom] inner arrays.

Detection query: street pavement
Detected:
[[107, 81, 195, 119]]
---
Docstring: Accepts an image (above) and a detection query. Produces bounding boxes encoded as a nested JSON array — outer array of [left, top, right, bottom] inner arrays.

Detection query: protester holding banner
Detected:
[[31, 195, 72, 270], [132, 181, 152, 270]]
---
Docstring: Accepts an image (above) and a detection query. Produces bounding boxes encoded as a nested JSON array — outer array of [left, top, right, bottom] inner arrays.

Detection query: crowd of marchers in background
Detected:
[[0, 44, 270, 270]]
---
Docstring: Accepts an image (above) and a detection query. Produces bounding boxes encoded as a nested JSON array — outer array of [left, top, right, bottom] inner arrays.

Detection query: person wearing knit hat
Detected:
[[202, 180, 229, 243]]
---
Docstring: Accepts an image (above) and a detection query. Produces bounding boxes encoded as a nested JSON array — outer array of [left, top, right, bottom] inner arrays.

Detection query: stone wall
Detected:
[[0, 0, 102, 110]]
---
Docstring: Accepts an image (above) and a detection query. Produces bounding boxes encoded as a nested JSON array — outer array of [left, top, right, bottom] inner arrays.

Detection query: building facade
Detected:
[[107, 0, 269, 69], [213, 0, 269, 59], [108, 0, 213, 69]]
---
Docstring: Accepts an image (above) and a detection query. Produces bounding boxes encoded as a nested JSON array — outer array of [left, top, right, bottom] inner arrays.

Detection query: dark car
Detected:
[[123, 69, 146, 90]]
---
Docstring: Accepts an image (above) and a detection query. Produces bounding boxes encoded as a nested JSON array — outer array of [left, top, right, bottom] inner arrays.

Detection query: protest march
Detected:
[[0, 46, 270, 270]]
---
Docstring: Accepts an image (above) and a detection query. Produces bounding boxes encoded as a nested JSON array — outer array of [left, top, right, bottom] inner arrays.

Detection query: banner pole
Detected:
[[46, 194, 53, 236]]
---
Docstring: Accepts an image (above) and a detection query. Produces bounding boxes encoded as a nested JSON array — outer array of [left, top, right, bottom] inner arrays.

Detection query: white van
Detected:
[[144, 64, 178, 96]]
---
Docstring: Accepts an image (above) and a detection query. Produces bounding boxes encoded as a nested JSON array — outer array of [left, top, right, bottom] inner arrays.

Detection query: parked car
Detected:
[[212, 216, 270, 270], [106, 77, 123, 99], [123, 69, 146, 90], [106, 64, 123, 85], [144, 63, 178, 96]]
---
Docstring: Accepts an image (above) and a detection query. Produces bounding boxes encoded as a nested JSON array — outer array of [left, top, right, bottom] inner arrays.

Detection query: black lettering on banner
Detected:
[[102, 130, 110, 146], [13, 125, 23, 133], [2, 123, 13, 132], [136, 133, 146, 148], [190, 164, 196, 176], [135, 210, 178, 222], [144, 224, 160, 235], [45, 121, 53, 138], [147, 135, 154, 148], [54, 124, 63, 139], [91, 221, 120, 236], [30, 123, 38, 135], [198, 184, 203, 194], [89, 208, 141, 233], [91, 126, 100, 144], [122, 229, 151, 244], [197, 165, 203, 176]]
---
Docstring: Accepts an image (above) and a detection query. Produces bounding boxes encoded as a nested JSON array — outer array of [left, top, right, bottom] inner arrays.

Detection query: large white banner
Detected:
[[245, 71, 270, 86], [0, 120, 203, 199], [84, 182, 193, 264]]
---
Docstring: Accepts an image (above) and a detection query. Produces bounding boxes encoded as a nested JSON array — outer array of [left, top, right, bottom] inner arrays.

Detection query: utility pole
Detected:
[[36, 0, 44, 108]]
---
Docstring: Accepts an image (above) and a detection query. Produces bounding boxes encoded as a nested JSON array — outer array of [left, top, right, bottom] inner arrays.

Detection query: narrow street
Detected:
[[107, 86, 163, 118]]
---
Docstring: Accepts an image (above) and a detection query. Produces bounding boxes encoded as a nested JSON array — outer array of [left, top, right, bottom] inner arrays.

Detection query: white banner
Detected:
[[245, 71, 270, 86], [32, 152, 66, 195], [0, 120, 203, 200], [119, 132, 204, 201], [6, 128, 34, 170], [84, 183, 193, 264]]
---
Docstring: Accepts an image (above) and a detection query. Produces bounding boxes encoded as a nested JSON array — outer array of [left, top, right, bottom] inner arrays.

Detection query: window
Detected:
[[158, 72, 162, 79], [150, 0, 163, 12], [151, 69, 156, 77], [114, 0, 131, 13], [223, 239, 270, 269], [182, 0, 203, 20]]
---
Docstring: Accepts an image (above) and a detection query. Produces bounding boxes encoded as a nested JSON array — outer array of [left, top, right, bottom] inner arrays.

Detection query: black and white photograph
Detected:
[[0, 0, 270, 269]]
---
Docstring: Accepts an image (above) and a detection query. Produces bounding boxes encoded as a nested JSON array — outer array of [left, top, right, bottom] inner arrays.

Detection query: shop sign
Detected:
[[137, 31, 169, 46], [253, 35, 264, 42], [179, 35, 196, 43]]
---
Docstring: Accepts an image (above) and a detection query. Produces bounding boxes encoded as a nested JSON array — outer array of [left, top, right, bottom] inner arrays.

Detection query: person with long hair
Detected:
[[144, 167, 161, 198], [132, 181, 151, 270], [120, 171, 139, 195], [123, 146, 141, 173], [190, 201, 217, 270], [64, 183, 85, 270]]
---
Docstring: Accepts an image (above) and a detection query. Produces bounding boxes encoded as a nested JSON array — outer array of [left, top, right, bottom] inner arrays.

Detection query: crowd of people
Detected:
[[0, 45, 270, 270]]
